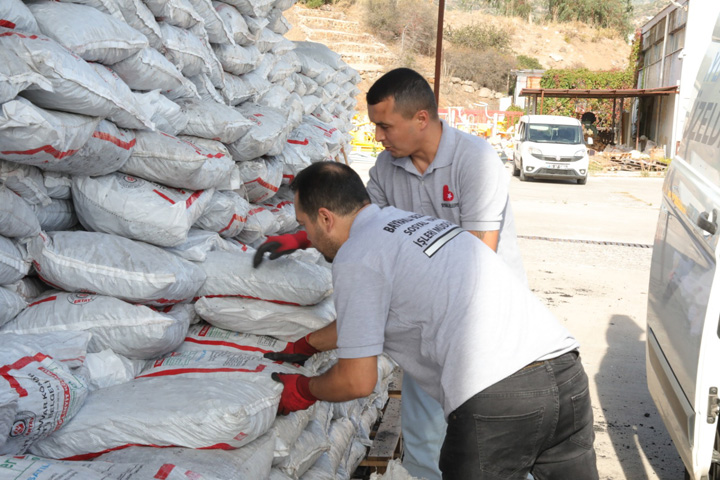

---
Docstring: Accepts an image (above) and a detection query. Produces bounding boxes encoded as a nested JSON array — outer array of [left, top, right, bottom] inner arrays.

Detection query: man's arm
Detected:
[[307, 320, 337, 351], [366, 163, 389, 207], [469, 230, 499, 252], [308, 356, 378, 402]]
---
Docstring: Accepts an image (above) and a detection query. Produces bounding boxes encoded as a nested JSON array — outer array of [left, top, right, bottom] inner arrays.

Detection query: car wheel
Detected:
[[577, 176, 587, 185], [512, 159, 520, 177], [519, 159, 528, 181]]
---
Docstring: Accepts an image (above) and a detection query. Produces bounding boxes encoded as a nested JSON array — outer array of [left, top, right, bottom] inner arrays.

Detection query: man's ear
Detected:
[[317, 207, 334, 233], [415, 109, 430, 130]]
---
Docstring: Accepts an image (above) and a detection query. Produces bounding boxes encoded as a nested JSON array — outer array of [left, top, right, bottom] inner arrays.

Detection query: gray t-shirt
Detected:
[[333, 205, 578, 417], [367, 120, 525, 283]]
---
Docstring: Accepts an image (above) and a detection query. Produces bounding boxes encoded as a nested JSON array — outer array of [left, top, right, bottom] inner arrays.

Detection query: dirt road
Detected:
[[351, 155, 684, 479]]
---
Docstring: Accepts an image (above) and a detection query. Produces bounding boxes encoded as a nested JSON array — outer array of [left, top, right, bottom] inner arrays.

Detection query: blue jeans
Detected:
[[439, 351, 598, 480], [401, 375, 446, 480]]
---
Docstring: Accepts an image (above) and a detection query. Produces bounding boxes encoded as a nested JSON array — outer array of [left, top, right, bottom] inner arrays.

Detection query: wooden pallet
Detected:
[[352, 367, 404, 478]]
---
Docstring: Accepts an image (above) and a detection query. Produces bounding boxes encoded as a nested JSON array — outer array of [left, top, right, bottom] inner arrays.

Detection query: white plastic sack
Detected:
[[29, 357, 283, 459], [28, 230, 206, 306], [163, 229, 250, 262], [2, 29, 153, 130], [0, 48, 52, 105], [236, 204, 278, 244], [213, 2, 253, 45], [27, 119, 131, 176], [238, 158, 282, 203], [267, 9, 291, 35], [213, 43, 262, 75], [256, 28, 283, 54], [188, 0, 234, 44], [28, 2, 148, 65], [111, 47, 198, 101], [0, 331, 91, 369], [120, 130, 235, 190], [145, 0, 202, 29], [0, 287, 26, 327], [0, 185, 40, 239], [221, 73, 254, 106], [193, 27, 226, 90], [136, 90, 188, 136], [0, 0, 40, 33], [3, 292, 192, 359], [179, 100, 253, 144], [3, 277, 48, 302], [304, 115, 343, 157], [195, 291, 335, 341], [188, 72, 226, 104], [0, 343, 88, 455], [269, 406, 314, 461], [159, 22, 211, 78], [0, 98, 102, 170], [112, 0, 164, 50], [41, 171, 67, 199], [73, 173, 213, 247], [0, 236, 28, 286], [179, 324, 288, 355], [83, 349, 146, 391], [31, 199, 78, 231], [275, 420, 330, 479], [194, 190, 250, 238], [195, 250, 332, 305], [226, 0, 274, 18], [96, 431, 276, 479], [0, 455, 213, 479], [238, 70, 273, 103], [263, 200, 297, 234], [369, 459, 422, 480], [228, 103, 288, 162]]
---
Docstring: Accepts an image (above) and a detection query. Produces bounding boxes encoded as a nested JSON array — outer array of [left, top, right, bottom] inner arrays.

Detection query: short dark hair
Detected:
[[290, 162, 370, 219], [366, 68, 439, 120]]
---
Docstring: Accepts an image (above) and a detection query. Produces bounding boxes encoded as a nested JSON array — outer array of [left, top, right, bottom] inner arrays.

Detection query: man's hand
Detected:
[[264, 335, 319, 365], [272, 372, 317, 415], [253, 231, 312, 268]]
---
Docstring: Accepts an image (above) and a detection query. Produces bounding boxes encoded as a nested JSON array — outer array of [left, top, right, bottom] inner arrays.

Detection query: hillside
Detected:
[[284, 2, 632, 111]]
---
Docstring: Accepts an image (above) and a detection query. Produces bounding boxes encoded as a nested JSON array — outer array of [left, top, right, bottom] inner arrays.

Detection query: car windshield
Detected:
[[527, 124, 582, 144]]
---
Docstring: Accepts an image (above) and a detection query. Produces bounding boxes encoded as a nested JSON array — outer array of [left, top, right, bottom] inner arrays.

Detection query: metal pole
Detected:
[[612, 97, 617, 144], [433, 0, 445, 104], [540, 91, 545, 114]]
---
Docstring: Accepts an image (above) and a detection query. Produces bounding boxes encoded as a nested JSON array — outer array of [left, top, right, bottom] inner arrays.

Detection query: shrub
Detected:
[[445, 23, 511, 52], [516, 55, 542, 70], [445, 46, 515, 92], [362, 0, 437, 56]]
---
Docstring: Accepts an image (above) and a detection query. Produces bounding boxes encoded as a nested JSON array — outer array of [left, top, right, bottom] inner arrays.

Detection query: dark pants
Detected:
[[439, 351, 599, 480]]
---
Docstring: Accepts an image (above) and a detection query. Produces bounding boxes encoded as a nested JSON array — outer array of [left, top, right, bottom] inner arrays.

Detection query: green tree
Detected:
[[546, 0, 632, 37]]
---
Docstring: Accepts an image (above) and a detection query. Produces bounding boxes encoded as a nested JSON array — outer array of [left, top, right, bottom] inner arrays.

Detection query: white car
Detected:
[[646, 11, 720, 480], [512, 114, 590, 184]]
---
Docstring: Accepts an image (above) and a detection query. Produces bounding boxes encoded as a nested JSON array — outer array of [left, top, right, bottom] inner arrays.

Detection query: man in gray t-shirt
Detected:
[[365, 67, 525, 478], [264, 162, 598, 480]]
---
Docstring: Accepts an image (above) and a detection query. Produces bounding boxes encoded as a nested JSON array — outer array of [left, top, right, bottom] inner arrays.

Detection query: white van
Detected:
[[512, 114, 590, 184], [646, 12, 720, 480]]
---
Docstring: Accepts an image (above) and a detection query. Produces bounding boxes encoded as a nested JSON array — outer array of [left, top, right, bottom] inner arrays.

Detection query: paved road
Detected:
[[350, 153, 685, 479]]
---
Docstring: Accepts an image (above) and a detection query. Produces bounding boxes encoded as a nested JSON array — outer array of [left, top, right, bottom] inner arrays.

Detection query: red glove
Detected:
[[253, 231, 312, 268], [264, 335, 319, 365], [272, 372, 317, 415]]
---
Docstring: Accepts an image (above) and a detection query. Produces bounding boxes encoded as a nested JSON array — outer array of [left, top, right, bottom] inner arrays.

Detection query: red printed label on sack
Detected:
[[120, 175, 143, 189], [67, 293, 94, 305]]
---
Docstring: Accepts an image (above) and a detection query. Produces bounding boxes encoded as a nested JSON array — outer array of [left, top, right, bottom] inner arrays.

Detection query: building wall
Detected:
[[513, 70, 544, 109], [637, 0, 720, 158]]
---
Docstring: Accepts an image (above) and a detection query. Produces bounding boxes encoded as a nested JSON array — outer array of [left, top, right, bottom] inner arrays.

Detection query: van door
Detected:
[[647, 15, 720, 479]]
